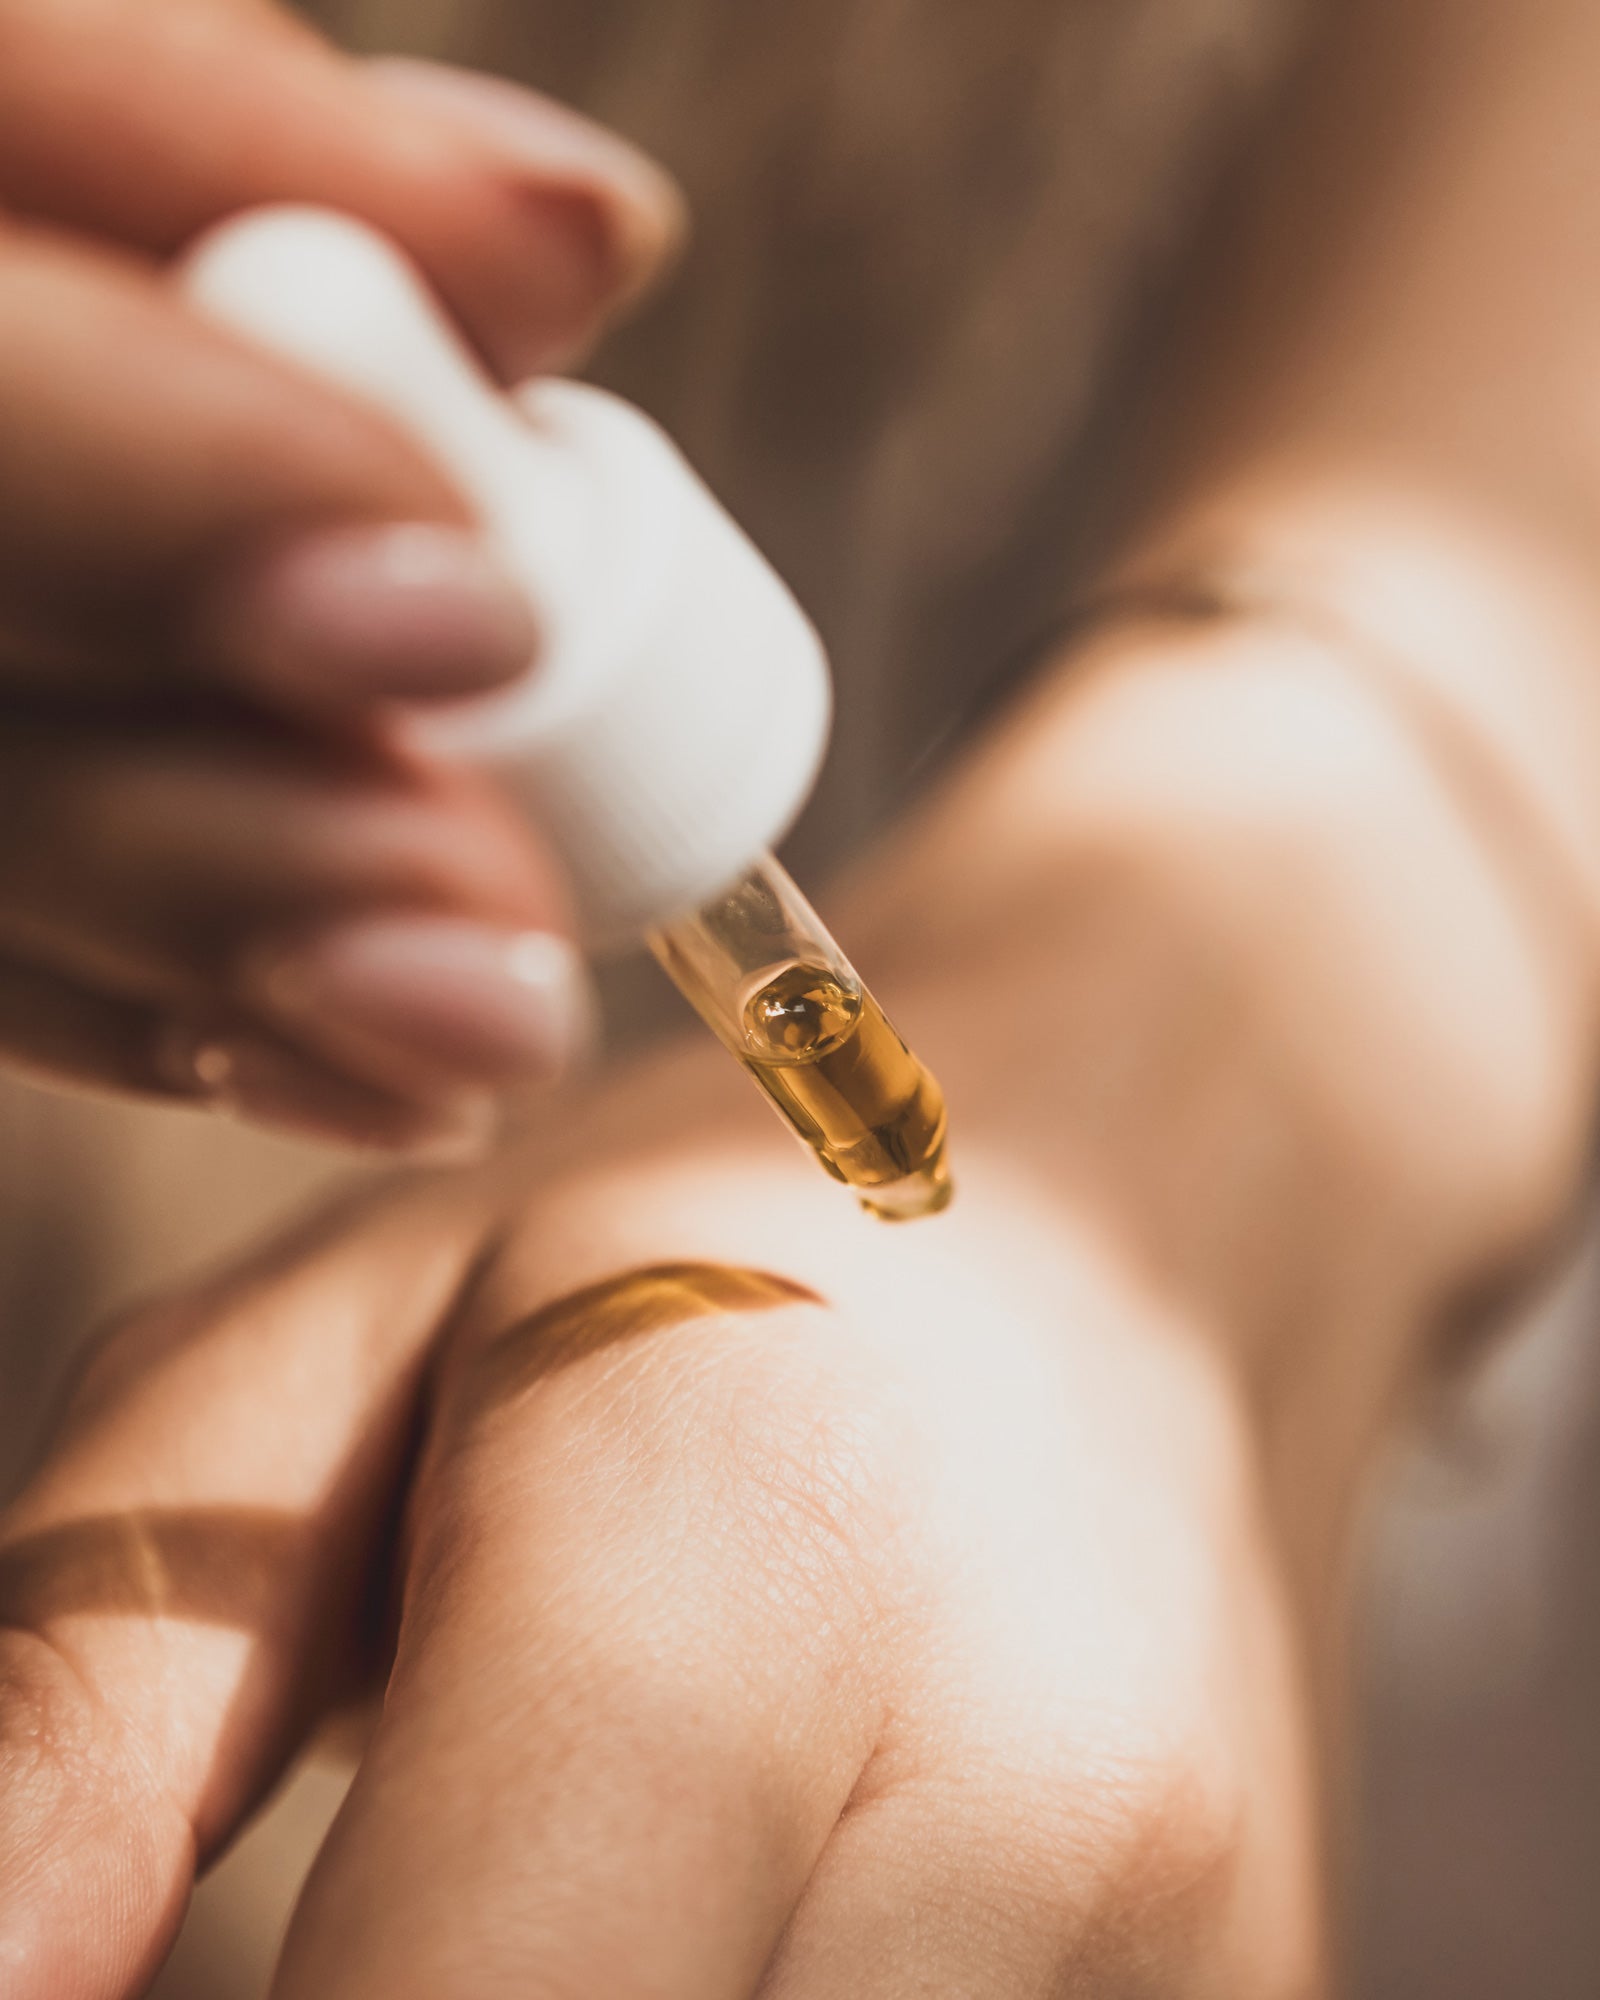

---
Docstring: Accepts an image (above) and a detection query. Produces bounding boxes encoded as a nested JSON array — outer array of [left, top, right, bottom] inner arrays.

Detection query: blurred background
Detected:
[[5, 0, 1600, 1990]]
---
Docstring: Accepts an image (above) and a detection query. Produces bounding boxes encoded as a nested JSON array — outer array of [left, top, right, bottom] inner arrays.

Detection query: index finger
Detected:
[[0, 0, 683, 380], [273, 1261, 884, 2000], [0, 219, 482, 693]]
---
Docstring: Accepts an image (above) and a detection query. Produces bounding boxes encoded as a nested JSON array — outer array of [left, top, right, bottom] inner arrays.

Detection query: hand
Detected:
[[3, 598, 1587, 1998], [0, 1029, 1326, 2000], [0, 0, 682, 1148]]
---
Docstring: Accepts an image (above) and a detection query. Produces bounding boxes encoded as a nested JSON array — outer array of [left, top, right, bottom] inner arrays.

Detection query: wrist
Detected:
[[1110, 467, 1600, 952], [844, 602, 1598, 1453]]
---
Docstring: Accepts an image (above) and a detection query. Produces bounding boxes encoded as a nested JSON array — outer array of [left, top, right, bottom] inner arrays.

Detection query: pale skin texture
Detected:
[[0, 614, 1592, 1999], [8, 0, 1600, 1994]]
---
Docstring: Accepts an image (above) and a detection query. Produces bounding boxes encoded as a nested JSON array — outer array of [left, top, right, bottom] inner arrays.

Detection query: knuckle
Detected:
[[1037, 1721, 1326, 1997], [1081, 1741, 1245, 1927], [980, 1722, 1252, 1981]]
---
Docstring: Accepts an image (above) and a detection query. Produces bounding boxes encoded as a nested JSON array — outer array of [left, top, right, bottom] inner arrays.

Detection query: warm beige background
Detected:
[[2, 2, 1597, 1992]]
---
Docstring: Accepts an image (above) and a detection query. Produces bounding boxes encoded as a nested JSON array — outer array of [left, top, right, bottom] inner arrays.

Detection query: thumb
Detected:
[[0, 1177, 490, 2000]]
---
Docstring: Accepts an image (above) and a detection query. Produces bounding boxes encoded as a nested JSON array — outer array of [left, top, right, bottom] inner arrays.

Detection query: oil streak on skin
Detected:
[[470, 1263, 828, 1408]]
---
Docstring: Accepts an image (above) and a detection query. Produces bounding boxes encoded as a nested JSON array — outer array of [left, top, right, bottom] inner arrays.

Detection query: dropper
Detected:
[[183, 208, 951, 1220], [650, 856, 950, 1220]]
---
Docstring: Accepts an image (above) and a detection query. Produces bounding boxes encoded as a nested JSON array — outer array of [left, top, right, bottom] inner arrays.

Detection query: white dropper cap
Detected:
[[181, 207, 831, 948]]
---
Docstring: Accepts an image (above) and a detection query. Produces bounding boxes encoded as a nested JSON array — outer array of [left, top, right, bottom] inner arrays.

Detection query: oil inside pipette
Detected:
[[734, 962, 951, 1221]]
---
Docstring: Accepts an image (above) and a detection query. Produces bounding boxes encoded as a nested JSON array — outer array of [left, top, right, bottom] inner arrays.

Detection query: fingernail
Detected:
[[201, 523, 538, 704], [370, 57, 687, 320], [156, 1018, 500, 1159], [251, 918, 594, 1088]]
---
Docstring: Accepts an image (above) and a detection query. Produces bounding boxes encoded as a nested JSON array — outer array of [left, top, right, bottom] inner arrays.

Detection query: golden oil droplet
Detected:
[[737, 964, 952, 1221]]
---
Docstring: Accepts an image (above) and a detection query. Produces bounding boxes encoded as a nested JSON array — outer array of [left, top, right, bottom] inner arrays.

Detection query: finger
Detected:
[[0, 222, 547, 706], [0, 1178, 495, 2000], [367, 56, 686, 361], [272, 1265, 888, 1999], [0, 713, 588, 1098], [0, 0, 683, 378], [0, 712, 555, 982], [160, 1021, 503, 1157], [0, 945, 187, 1101], [0, 944, 504, 1153], [0, 945, 383, 1131]]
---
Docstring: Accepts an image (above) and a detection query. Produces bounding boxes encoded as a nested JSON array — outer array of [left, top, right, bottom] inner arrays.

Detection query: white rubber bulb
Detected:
[[182, 206, 832, 947]]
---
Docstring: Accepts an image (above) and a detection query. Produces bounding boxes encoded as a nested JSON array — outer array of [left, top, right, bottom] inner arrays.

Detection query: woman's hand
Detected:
[[0, 1070, 1323, 1999], [0, 0, 682, 1147], [2, 599, 1591, 1997]]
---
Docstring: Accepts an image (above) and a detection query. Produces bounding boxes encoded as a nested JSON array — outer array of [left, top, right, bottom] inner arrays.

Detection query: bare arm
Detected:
[[845, 0, 1600, 1572], [3, 7, 1599, 1993]]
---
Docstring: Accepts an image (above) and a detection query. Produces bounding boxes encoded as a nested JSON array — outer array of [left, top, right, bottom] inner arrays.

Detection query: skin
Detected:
[[0, 0, 683, 1147], [8, 0, 1600, 1992], [0, 894, 1323, 1997], [0, 604, 1591, 1998]]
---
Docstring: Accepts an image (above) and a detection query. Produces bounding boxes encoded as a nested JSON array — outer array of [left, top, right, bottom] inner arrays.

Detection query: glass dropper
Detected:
[[649, 853, 952, 1222]]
